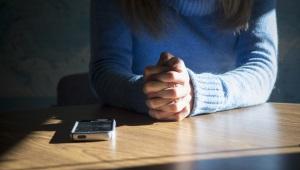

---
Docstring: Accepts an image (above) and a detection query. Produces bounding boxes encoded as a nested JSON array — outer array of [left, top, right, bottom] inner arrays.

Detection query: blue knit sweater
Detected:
[[90, 0, 278, 116]]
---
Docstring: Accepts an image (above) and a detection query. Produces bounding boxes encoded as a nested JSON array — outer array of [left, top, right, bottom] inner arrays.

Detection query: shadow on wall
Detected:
[[0, 0, 299, 111]]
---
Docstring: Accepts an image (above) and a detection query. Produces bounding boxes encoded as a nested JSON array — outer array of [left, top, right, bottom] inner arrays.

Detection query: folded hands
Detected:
[[143, 52, 194, 121]]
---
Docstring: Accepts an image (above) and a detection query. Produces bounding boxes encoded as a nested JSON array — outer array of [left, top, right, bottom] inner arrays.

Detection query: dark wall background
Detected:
[[270, 0, 300, 103], [0, 0, 90, 110], [0, 0, 299, 110]]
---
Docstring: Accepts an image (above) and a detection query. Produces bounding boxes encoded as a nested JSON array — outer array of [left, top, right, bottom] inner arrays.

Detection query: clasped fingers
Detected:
[[158, 95, 192, 113], [149, 104, 191, 121], [147, 84, 190, 99], [144, 65, 169, 81], [143, 81, 177, 94]]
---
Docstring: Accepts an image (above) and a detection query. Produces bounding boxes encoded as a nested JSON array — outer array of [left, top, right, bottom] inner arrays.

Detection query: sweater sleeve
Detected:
[[188, 0, 278, 116], [89, 0, 148, 113]]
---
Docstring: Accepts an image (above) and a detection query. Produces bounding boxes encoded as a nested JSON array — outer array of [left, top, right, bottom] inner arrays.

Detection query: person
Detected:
[[89, 0, 278, 121]]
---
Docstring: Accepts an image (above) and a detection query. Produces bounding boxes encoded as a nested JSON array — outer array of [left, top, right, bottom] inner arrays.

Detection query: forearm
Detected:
[[89, 65, 148, 113], [90, 0, 149, 113], [188, 55, 277, 116]]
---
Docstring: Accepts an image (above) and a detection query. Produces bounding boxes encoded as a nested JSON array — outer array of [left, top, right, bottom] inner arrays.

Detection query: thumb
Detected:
[[166, 57, 185, 72], [157, 52, 174, 66]]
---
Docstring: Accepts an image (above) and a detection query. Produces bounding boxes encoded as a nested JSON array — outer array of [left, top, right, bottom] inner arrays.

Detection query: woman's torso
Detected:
[[130, 2, 239, 75]]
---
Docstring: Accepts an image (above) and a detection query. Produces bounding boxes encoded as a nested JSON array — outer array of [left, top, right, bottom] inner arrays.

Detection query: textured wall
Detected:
[[0, 0, 89, 98], [0, 0, 299, 110], [269, 0, 300, 103]]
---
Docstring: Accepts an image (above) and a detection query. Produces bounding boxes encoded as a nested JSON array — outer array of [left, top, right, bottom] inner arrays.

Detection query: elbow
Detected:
[[258, 56, 278, 104], [88, 63, 103, 100], [88, 65, 96, 90], [258, 74, 276, 105]]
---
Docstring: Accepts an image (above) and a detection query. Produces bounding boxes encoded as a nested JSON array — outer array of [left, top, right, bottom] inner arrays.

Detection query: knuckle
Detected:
[[176, 58, 184, 66], [146, 100, 153, 108], [153, 112, 161, 120], [173, 57, 179, 61], [143, 84, 149, 94], [144, 66, 152, 76], [149, 110, 157, 119], [170, 89, 179, 98], [173, 98, 180, 104], [160, 52, 169, 59], [167, 72, 176, 80], [168, 82, 176, 88], [178, 58, 184, 64], [170, 104, 178, 112], [143, 82, 155, 94], [150, 100, 159, 109], [170, 104, 180, 112]]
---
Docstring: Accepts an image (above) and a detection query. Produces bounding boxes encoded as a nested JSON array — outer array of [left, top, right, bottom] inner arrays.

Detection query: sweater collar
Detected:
[[162, 0, 218, 16]]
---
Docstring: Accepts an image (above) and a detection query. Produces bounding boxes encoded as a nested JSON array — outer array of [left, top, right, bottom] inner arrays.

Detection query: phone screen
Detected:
[[75, 120, 113, 132]]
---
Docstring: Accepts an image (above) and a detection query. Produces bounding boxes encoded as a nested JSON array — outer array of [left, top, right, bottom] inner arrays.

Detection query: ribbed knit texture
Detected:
[[162, 0, 218, 16], [90, 0, 278, 116]]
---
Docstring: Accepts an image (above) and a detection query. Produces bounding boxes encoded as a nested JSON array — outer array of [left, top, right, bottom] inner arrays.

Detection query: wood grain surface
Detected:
[[0, 103, 300, 170]]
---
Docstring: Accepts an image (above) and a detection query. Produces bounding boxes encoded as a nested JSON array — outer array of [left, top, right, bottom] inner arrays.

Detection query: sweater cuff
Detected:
[[187, 69, 226, 116]]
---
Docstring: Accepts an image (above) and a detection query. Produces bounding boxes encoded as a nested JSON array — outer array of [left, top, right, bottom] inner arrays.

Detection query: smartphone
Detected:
[[70, 119, 116, 141]]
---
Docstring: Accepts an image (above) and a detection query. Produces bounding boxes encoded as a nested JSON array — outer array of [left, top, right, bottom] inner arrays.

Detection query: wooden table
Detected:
[[0, 103, 300, 170]]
